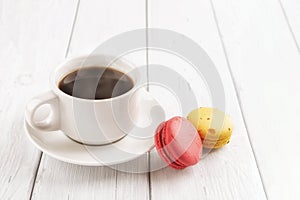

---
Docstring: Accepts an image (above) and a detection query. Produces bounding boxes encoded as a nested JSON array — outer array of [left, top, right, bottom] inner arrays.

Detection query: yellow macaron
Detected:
[[187, 107, 233, 149]]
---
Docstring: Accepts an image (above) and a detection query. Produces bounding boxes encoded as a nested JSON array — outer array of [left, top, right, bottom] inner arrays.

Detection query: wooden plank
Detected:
[[0, 0, 78, 199], [114, 154, 149, 200], [279, 0, 300, 52], [148, 0, 266, 199], [31, 0, 149, 199], [32, 159, 116, 199], [211, 0, 300, 199]]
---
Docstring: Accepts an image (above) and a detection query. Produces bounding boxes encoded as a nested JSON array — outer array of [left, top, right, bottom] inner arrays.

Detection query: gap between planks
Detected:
[[24, 0, 276, 199], [209, 0, 269, 199], [28, 0, 81, 199], [145, 1, 152, 200], [277, 0, 300, 54]]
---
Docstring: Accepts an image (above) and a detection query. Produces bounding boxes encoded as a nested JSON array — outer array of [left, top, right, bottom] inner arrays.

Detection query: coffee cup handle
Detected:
[[128, 88, 165, 138], [25, 91, 60, 131]]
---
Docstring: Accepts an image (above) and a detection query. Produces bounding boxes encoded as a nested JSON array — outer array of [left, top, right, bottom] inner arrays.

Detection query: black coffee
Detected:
[[58, 67, 134, 100]]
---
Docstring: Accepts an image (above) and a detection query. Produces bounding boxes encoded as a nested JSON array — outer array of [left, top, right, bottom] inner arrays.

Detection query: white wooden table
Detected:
[[1, 0, 299, 199]]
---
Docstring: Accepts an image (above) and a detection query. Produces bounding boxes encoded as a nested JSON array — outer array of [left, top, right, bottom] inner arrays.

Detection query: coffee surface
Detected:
[[59, 67, 133, 100]]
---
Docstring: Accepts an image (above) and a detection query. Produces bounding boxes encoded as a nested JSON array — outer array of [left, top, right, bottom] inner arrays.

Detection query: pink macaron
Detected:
[[154, 116, 202, 169]]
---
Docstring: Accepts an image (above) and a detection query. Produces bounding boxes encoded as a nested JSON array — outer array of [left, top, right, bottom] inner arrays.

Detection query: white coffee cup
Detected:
[[25, 55, 162, 145]]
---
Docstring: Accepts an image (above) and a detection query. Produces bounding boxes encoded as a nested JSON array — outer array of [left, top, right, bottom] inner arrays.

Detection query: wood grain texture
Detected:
[[2, 0, 295, 199], [31, 159, 116, 199], [31, 0, 149, 199], [148, 0, 266, 199], [0, 0, 78, 199], [211, 0, 300, 199], [113, 154, 149, 200]]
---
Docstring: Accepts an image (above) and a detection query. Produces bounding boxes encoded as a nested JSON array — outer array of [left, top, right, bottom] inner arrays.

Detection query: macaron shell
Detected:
[[155, 122, 187, 169], [163, 117, 202, 168], [154, 117, 202, 169], [154, 122, 170, 165], [187, 107, 233, 149]]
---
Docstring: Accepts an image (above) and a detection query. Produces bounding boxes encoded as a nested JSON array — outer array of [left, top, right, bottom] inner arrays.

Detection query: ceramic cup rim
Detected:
[[49, 54, 140, 103]]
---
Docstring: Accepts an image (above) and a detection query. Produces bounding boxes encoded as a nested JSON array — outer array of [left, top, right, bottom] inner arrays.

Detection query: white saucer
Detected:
[[24, 121, 155, 166]]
